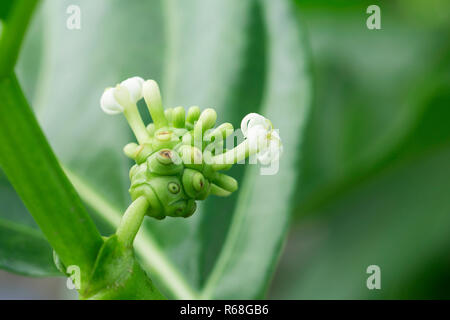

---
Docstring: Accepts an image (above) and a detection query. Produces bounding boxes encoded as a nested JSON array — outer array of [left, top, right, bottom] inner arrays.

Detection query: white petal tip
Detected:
[[100, 87, 124, 115], [120, 76, 145, 103]]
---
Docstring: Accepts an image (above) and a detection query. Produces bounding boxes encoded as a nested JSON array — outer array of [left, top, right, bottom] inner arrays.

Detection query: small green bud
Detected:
[[194, 108, 217, 133], [182, 169, 210, 200], [186, 106, 201, 125], [172, 106, 186, 128], [164, 108, 173, 124], [212, 172, 238, 193], [147, 149, 183, 175]]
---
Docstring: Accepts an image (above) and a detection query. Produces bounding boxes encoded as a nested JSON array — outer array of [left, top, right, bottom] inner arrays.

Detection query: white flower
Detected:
[[100, 87, 124, 114], [241, 112, 272, 137], [240, 113, 283, 164], [120, 76, 144, 102], [100, 76, 144, 115], [256, 130, 283, 165]]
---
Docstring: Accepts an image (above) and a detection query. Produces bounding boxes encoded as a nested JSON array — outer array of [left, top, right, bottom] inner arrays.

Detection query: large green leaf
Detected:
[[200, 0, 311, 299], [270, 78, 450, 298], [271, 145, 450, 299], [0, 1, 14, 20], [0, 171, 59, 276], [292, 1, 448, 218], [0, 73, 105, 287], [8, 0, 311, 299]]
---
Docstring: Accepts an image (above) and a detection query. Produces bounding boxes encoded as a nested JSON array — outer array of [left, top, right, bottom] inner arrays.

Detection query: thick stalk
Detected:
[[116, 196, 149, 247]]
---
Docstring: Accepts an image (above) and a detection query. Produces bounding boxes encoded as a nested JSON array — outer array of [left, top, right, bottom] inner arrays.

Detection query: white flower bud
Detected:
[[257, 130, 283, 165], [240, 113, 282, 164], [100, 76, 144, 115], [100, 87, 124, 115], [120, 76, 144, 103], [241, 112, 272, 138]]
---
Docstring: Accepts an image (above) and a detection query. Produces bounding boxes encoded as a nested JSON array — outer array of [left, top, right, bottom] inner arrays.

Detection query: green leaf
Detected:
[[270, 81, 450, 299], [0, 218, 60, 276], [0, 2, 13, 20], [0, 0, 39, 77], [0, 171, 58, 276], [271, 145, 450, 299], [292, 3, 448, 218], [200, 0, 312, 299], [0, 75, 103, 286]]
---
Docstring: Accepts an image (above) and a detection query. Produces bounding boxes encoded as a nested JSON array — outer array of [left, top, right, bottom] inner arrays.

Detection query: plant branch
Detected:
[[116, 196, 149, 247]]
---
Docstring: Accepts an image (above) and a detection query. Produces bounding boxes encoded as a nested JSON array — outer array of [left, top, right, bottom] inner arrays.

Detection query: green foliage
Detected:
[[269, 0, 450, 299], [1, 0, 311, 299], [0, 1, 14, 20], [1, 0, 448, 300], [0, 0, 165, 299], [0, 218, 59, 276]]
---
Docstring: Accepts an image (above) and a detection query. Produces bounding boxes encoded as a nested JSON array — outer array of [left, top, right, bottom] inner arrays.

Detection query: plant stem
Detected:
[[211, 139, 252, 170], [116, 196, 149, 247], [123, 102, 151, 144], [0, 0, 39, 78]]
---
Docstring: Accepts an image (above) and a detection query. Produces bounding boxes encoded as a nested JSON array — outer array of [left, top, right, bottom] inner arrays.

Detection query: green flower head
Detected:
[[101, 77, 282, 219]]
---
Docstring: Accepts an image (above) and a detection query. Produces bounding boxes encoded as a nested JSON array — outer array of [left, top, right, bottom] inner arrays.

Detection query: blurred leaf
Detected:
[[270, 81, 450, 299], [269, 1, 450, 299], [0, 171, 38, 228], [200, 0, 311, 299], [0, 0, 14, 20], [0, 218, 59, 276], [0, 76, 102, 282], [271, 145, 450, 299], [292, 3, 448, 217], [140, 0, 259, 294]]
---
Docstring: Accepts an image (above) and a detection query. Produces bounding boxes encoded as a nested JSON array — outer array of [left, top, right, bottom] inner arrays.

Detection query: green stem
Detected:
[[212, 139, 253, 170], [116, 196, 149, 247], [123, 103, 151, 145], [0, 0, 39, 78]]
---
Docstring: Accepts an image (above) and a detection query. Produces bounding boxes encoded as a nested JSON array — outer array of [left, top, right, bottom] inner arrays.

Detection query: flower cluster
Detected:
[[100, 76, 282, 219]]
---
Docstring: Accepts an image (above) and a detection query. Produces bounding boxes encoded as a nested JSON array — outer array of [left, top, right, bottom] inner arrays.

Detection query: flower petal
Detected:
[[241, 113, 271, 137], [247, 124, 269, 154], [257, 130, 283, 164], [120, 76, 144, 103], [100, 87, 124, 115]]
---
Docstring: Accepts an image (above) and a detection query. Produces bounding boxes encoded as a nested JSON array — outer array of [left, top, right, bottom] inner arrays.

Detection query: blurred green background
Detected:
[[1, 0, 449, 299]]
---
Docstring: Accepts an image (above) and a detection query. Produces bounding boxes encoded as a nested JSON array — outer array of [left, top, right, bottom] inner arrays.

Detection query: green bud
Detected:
[[182, 169, 210, 200], [172, 106, 186, 128], [164, 108, 173, 124], [186, 106, 201, 125], [194, 108, 217, 134], [124, 143, 153, 164], [147, 149, 183, 175], [142, 80, 168, 129], [210, 183, 232, 197], [212, 172, 238, 193], [177, 145, 203, 170]]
